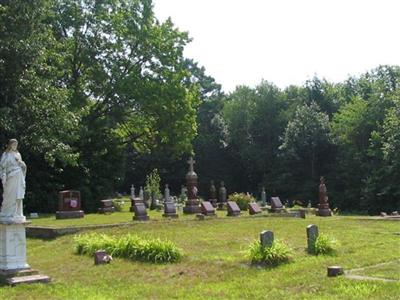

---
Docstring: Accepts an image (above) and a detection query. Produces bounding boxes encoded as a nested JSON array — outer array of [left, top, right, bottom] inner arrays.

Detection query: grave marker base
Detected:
[[56, 211, 84, 219]]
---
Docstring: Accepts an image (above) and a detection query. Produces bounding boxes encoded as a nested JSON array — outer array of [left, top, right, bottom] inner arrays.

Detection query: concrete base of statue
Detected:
[[0, 219, 51, 286], [0, 220, 30, 270]]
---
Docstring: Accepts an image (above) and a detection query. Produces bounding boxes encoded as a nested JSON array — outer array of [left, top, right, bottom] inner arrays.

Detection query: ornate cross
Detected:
[[187, 157, 195, 172]]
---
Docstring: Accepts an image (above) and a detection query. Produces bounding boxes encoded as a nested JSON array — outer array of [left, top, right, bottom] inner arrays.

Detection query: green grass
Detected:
[[247, 239, 292, 266], [351, 260, 400, 281], [74, 233, 182, 263], [1, 215, 399, 299]]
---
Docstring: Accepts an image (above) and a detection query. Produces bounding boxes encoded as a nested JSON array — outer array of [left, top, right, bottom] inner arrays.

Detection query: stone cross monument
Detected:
[[183, 157, 201, 214]]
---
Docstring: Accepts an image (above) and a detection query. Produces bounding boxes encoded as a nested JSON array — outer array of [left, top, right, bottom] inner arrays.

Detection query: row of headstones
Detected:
[[130, 198, 301, 221]]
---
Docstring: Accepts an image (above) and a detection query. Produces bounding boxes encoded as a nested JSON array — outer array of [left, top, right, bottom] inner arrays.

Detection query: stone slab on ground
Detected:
[[6, 274, 51, 286], [26, 223, 133, 239]]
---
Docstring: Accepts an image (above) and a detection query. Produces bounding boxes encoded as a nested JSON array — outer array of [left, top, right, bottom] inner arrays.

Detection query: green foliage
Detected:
[[308, 233, 338, 255], [0, 0, 202, 212], [74, 233, 182, 263], [228, 192, 255, 210], [247, 239, 292, 266], [145, 169, 161, 199], [112, 199, 125, 212]]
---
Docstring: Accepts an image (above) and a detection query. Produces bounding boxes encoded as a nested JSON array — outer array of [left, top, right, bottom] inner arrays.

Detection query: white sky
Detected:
[[153, 0, 400, 93]]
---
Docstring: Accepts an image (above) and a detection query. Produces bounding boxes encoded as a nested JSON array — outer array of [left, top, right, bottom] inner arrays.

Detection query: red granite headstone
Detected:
[[56, 190, 84, 219]]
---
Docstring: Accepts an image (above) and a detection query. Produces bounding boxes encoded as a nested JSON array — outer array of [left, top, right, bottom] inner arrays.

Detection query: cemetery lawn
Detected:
[[1, 215, 399, 300]]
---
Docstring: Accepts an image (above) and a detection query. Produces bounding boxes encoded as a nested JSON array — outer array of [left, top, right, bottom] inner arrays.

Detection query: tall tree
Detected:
[[279, 102, 333, 202]]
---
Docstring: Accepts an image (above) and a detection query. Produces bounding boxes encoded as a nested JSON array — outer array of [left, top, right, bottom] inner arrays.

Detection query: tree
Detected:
[[279, 102, 333, 202], [0, 0, 79, 212]]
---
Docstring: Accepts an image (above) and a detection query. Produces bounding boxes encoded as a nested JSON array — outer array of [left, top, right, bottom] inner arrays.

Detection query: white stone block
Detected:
[[0, 222, 30, 270]]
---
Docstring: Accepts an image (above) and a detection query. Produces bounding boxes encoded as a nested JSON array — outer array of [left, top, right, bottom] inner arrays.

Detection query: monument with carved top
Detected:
[[183, 157, 201, 214], [316, 176, 332, 217]]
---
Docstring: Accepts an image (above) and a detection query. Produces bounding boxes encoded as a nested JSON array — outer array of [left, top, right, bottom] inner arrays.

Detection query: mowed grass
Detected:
[[1, 215, 399, 299], [352, 260, 400, 281]]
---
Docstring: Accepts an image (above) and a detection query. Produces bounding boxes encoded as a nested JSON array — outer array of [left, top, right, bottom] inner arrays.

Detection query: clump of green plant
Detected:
[[145, 169, 161, 210], [247, 240, 292, 266], [74, 233, 182, 263], [229, 192, 256, 210], [112, 199, 125, 212], [308, 233, 337, 255]]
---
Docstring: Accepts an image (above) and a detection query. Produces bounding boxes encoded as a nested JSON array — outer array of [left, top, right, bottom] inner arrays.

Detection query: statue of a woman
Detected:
[[0, 139, 27, 222], [319, 176, 328, 205]]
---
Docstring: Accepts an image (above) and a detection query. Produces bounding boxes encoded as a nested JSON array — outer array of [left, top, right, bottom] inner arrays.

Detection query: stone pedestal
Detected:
[[317, 204, 332, 217], [0, 221, 30, 270], [0, 221, 51, 285], [183, 199, 201, 214]]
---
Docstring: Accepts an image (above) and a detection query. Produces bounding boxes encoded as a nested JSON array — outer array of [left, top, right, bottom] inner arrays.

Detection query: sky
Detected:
[[153, 0, 400, 93]]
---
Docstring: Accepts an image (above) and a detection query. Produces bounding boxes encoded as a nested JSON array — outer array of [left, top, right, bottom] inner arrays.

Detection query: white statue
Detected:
[[0, 139, 27, 223]]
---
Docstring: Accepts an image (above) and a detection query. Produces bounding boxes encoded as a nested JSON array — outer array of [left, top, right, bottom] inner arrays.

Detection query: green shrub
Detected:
[[74, 233, 182, 263], [228, 192, 256, 210], [112, 199, 125, 212], [145, 169, 161, 199], [308, 233, 337, 255], [247, 240, 292, 266]]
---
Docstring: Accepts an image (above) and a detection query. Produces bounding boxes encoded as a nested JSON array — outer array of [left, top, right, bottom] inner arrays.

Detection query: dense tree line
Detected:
[[196, 69, 400, 214], [1, 1, 399, 214]]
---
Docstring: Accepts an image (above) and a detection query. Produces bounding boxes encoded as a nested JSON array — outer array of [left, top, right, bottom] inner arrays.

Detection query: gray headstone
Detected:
[[260, 230, 274, 248], [306, 224, 319, 251]]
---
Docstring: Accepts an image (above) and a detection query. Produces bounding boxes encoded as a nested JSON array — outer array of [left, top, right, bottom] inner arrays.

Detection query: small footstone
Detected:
[[327, 266, 344, 277]]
